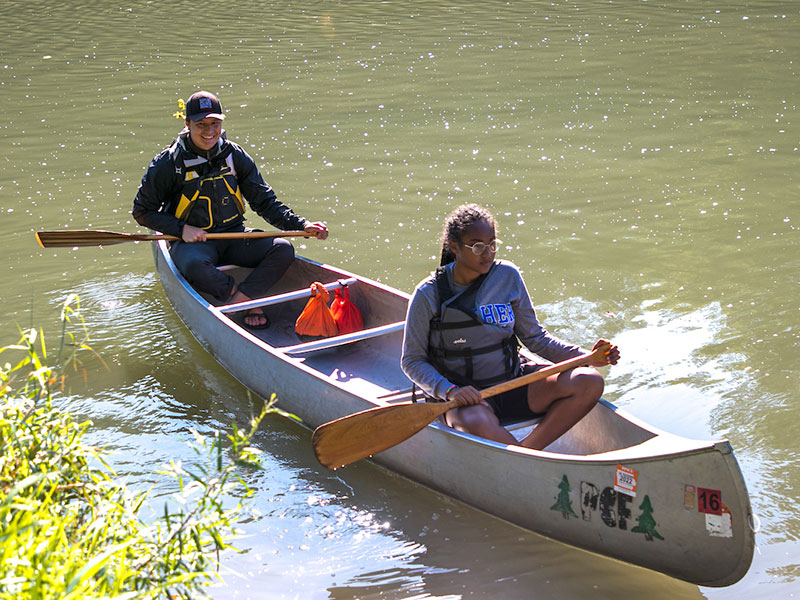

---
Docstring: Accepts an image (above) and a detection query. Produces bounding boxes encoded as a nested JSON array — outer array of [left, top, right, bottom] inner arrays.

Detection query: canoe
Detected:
[[152, 240, 755, 587]]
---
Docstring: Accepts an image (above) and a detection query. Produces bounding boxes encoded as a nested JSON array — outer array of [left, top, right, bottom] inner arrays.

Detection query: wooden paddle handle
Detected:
[[205, 231, 313, 240], [477, 342, 612, 400], [161, 231, 314, 241], [398, 343, 611, 415]]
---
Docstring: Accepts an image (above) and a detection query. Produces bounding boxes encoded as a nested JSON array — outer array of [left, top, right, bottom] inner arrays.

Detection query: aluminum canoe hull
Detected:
[[153, 241, 754, 587]]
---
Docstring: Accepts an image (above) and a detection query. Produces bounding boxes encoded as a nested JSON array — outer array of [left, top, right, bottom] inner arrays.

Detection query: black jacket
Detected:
[[132, 132, 308, 237]]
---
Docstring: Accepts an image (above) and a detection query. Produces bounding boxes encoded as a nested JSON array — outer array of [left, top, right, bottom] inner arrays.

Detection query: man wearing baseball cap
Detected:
[[185, 90, 225, 121], [133, 91, 328, 329]]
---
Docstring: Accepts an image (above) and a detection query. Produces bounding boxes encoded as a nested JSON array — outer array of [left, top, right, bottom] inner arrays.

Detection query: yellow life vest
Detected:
[[170, 138, 246, 231]]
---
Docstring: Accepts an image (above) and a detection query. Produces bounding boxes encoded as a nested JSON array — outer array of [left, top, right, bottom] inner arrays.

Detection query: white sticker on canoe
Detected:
[[706, 505, 733, 538], [614, 464, 638, 497]]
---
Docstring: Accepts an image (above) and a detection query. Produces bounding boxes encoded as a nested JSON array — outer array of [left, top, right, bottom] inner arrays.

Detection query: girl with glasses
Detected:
[[401, 203, 620, 450]]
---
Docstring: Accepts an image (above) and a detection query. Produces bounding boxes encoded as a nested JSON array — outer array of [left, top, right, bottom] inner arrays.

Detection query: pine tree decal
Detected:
[[550, 475, 578, 519], [631, 495, 665, 541]]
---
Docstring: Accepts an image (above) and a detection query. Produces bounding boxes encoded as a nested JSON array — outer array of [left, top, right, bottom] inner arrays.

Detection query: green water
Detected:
[[2, 1, 798, 598]]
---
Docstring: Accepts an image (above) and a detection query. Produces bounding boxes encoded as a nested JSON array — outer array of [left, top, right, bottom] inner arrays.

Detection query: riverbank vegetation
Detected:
[[0, 295, 271, 599]]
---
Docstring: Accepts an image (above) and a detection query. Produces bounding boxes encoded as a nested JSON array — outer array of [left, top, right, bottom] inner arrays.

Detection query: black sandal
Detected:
[[242, 309, 270, 329]]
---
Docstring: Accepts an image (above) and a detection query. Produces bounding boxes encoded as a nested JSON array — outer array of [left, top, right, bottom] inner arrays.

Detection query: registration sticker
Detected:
[[684, 485, 696, 510], [698, 488, 723, 515], [614, 464, 638, 497]]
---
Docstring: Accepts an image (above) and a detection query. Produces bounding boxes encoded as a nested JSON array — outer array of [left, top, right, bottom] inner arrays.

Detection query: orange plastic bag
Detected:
[[330, 284, 364, 335], [295, 282, 339, 337]]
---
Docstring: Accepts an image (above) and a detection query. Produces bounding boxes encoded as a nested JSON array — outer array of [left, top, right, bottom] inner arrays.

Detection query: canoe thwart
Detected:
[[218, 277, 359, 314], [280, 321, 406, 355]]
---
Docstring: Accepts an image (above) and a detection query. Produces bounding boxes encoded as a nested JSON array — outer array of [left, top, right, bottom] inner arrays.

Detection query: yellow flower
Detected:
[[173, 98, 186, 120]]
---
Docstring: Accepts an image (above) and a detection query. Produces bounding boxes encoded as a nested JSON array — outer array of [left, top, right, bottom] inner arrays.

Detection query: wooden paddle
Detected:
[[35, 229, 313, 248], [36, 230, 314, 248], [312, 342, 612, 469]]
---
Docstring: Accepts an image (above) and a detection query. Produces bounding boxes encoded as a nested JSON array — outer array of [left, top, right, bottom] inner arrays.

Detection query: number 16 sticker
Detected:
[[697, 488, 722, 515]]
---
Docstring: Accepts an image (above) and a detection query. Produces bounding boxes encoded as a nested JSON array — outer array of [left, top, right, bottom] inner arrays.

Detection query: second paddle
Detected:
[[312, 343, 611, 469]]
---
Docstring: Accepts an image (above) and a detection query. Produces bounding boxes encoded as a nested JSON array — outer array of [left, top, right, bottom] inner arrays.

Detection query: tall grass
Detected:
[[0, 295, 276, 599]]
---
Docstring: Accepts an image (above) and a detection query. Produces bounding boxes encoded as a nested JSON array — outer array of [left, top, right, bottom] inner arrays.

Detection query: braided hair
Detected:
[[439, 204, 498, 266]]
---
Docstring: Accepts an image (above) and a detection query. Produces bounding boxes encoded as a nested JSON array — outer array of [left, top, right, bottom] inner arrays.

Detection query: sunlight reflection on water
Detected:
[[4, 0, 799, 597]]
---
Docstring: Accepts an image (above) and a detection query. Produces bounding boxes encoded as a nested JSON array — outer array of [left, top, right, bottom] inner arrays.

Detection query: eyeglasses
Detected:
[[460, 239, 501, 255]]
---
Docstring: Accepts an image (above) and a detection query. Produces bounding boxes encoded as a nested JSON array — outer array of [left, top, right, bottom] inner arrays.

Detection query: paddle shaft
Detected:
[[312, 343, 611, 469], [35, 229, 312, 248], [478, 343, 610, 399]]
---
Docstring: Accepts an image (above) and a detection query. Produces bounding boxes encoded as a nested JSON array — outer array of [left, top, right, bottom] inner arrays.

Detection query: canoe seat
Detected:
[[217, 278, 359, 314], [504, 417, 543, 442], [278, 321, 406, 355]]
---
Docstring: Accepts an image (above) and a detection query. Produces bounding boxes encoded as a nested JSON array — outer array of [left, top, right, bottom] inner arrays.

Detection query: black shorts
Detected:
[[483, 363, 546, 423]]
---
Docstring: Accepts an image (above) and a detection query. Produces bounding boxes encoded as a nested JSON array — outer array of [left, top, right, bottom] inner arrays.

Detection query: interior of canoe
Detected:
[[205, 257, 659, 456], [211, 258, 413, 400]]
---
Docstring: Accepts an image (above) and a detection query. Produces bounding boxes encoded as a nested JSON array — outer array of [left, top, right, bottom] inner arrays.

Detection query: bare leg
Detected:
[[521, 367, 604, 450], [445, 403, 519, 445], [228, 287, 248, 303]]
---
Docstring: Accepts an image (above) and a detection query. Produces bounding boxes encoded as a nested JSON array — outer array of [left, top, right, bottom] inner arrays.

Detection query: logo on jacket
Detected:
[[480, 303, 514, 325], [453, 338, 467, 344]]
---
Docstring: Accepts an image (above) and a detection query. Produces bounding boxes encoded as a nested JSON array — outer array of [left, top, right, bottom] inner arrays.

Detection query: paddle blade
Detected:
[[35, 231, 81, 248], [35, 230, 160, 247], [312, 401, 454, 469]]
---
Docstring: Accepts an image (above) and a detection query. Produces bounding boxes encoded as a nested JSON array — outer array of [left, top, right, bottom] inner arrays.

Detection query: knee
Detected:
[[448, 405, 498, 436], [269, 238, 295, 266], [172, 244, 212, 272], [573, 369, 604, 404], [179, 255, 216, 282]]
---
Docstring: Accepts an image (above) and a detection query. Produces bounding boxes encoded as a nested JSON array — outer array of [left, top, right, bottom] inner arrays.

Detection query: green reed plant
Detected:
[[0, 296, 276, 599]]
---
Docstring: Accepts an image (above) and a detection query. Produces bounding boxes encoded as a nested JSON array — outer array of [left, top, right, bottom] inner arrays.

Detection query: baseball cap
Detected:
[[185, 91, 225, 122]]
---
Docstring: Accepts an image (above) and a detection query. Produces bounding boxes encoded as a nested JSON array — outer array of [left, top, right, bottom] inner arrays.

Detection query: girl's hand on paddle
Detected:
[[447, 385, 482, 406], [305, 222, 329, 240], [590, 338, 620, 366], [182, 224, 207, 243]]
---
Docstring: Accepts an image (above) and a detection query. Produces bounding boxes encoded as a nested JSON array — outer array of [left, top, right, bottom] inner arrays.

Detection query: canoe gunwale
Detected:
[[427, 416, 729, 464]]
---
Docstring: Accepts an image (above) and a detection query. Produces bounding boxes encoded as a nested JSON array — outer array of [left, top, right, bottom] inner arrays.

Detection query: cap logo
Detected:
[[199, 98, 213, 110]]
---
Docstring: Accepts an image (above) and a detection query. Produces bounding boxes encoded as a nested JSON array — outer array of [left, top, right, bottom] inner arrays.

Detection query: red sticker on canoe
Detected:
[[697, 488, 722, 515]]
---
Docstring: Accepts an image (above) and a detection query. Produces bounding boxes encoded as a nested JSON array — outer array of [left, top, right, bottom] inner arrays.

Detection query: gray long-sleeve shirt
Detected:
[[401, 260, 585, 399]]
